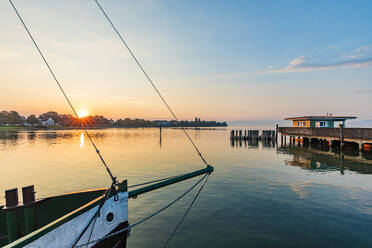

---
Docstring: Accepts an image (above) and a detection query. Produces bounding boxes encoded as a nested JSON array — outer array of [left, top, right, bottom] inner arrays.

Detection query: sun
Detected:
[[77, 108, 89, 118]]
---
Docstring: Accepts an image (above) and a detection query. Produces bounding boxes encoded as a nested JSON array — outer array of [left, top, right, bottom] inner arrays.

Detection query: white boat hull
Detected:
[[23, 192, 128, 248]]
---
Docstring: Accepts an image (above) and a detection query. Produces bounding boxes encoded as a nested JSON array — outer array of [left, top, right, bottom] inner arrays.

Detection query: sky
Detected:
[[1, 0, 372, 124]]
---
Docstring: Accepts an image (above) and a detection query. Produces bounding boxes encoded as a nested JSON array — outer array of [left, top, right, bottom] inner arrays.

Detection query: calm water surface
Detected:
[[1, 128, 372, 247]]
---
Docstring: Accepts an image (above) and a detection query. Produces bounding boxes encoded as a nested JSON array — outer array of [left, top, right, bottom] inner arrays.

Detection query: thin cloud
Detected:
[[341, 45, 372, 59], [260, 55, 372, 73], [355, 46, 371, 53], [354, 89, 372, 94], [341, 54, 363, 59]]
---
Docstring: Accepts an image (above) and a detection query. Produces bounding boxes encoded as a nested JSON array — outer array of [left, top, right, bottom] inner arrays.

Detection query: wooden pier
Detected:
[[278, 126, 372, 151], [277, 115, 372, 152], [230, 129, 276, 141]]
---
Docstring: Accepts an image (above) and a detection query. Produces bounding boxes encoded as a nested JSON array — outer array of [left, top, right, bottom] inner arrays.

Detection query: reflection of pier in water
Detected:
[[229, 132, 372, 174], [230, 137, 276, 149], [277, 144, 372, 175]]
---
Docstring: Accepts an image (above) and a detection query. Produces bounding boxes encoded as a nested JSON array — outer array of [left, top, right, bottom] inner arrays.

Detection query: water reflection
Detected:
[[262, 139, 276, 149], [2, 128, 372, 248], [277, 144, 372, 175], [80, 132, 84, 149], [0, 132, 20, 149], [159, 127, 162, 149], [230, 138, 273, 149], [229, 136, 372, 175], [0, 130, 111, 146], [0, 131, 20, 141], [27, 132, 36, 140]]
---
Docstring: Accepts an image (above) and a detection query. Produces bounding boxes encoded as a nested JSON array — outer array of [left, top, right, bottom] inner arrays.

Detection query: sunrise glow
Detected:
[[77, 108, 89, 118]]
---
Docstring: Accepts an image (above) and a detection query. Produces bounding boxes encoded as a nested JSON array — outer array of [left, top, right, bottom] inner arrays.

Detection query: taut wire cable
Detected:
[[9, 0, 117, 184], [94, 0, 210, 167], [162, 173, 210, 247]]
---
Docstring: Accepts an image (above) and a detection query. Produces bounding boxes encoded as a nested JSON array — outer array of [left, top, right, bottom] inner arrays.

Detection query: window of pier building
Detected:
[[294, 121, 308, 127], [315, 121, 329, 128]]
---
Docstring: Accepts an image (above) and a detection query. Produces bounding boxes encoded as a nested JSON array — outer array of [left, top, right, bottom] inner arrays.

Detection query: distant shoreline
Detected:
[[0, 125, 228, 132], [0, 110, 227, 130]]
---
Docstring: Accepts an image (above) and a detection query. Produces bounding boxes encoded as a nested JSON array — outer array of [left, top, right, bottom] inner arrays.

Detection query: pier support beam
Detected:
[[340, 124, 344, 150], [276, 124, 279, 142], [303, 137, 310, 147], [359, 141, 364, 152]]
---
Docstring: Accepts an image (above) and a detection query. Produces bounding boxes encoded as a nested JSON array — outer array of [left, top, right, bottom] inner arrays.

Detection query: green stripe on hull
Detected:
[[4, 195, 103, 247], [2, 166, 213, 247], [0, 189, 106, 246], [2, 181, 128, 247]]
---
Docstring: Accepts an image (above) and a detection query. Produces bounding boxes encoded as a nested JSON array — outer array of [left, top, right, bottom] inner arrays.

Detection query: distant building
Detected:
[[109, 119, 115, 126], [285, 115, 357, 128], [41, 117, 55, 126], [154, 120, 171, 127]]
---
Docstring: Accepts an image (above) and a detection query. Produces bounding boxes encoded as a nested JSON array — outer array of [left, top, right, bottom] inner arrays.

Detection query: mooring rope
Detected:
[[71, 183, 115, 248], [94, 0, 210, 167], [73, 173, 208, 248], [9, 2, 213, 246], [162, 173, 210, 247], [9, 0, 117, 185]]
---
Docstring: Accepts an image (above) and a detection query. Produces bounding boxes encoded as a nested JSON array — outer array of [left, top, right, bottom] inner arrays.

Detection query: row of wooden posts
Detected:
[[230, 129, 277, 141], [280, 124, 347, 150]]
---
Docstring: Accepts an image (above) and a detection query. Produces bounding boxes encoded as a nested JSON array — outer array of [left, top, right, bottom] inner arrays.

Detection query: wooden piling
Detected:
[[275, 124, 278, 141], [23, 185, 36, 234], [340, 123, 344, 150], [5, 188, 20, 242], [359, 141, 364, 152]]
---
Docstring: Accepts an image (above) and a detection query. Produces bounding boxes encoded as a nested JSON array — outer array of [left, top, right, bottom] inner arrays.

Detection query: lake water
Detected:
[[1, 128, 372, 247]]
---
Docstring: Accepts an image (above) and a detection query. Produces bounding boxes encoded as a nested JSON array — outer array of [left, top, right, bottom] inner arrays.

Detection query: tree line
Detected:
[[0, 110, 227, 128]]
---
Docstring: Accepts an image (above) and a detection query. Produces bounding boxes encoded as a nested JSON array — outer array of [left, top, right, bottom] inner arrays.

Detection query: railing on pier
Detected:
[[279, 127, 372, 141]]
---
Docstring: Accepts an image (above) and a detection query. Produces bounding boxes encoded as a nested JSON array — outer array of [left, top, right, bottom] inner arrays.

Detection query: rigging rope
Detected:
[[94, 0, 210, 167], [162, 173, 210, 248], [73, 173, 208, 248], [72, 183, 115, 248], [10, 2, 213, 246], [9, 0, 117, 184]]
